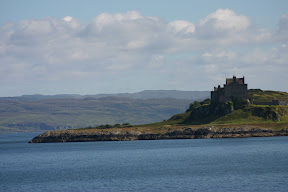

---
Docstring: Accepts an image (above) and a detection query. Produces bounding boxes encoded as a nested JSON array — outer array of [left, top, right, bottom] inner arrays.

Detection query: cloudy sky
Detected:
[[0, 0, 287, 96]]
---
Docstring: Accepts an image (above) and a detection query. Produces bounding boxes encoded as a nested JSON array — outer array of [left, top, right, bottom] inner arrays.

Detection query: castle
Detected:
[[211, 76, 248, 103]]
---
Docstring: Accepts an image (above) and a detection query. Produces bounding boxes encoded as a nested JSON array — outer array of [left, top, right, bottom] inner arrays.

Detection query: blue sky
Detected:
[[1, 0, 286, 27], [0, 0, 288, 96]]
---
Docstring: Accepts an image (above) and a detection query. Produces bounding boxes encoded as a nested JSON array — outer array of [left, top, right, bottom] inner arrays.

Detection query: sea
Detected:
[[1, 132, 288, 192]]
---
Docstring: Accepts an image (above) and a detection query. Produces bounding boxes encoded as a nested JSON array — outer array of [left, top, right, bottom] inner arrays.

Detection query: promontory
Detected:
[[29, 77, 288, 143]]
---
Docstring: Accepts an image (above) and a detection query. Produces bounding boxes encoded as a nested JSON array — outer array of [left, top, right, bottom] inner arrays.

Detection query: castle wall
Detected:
[[224, 83, 248, 101], [211, 89, 225, 103], [211, 76, 248, 103]]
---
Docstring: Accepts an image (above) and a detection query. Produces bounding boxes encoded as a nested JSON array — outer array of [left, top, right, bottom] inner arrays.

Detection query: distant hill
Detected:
[[0, 90, 210, 101], [0, 90, 210, 132], [93, 90, 210, 100], [0, 94, 81, 101]]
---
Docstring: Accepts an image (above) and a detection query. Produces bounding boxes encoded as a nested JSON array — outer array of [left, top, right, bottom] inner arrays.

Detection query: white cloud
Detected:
[[197, 9, 250, 39], [168, 20, 195, 37], [63, 16, 73, 22], [93, 11, 142, 32], [199, 9, 250, 31], [0, 10, 287, 96]]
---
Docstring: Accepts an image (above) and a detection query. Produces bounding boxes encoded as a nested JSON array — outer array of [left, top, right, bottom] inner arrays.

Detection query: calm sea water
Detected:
[[1, 132, 288, 192]]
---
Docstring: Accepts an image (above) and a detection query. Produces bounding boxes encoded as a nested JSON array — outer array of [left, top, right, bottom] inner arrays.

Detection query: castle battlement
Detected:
[[211, 76, 248, 103]]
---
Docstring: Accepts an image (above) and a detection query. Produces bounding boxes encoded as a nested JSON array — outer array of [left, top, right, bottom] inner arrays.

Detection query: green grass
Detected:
[[212, 109, 265, 124], [248, 89, 288, 103], [146, 103, 288, 129], [139, 111, 191, 127], [200, 105, 288, 125]]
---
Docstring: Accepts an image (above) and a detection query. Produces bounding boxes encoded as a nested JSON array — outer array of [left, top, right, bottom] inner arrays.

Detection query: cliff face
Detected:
[[192, 102, 234, 118], [29, 126, 288, 143], [183, 102, 234, 124]]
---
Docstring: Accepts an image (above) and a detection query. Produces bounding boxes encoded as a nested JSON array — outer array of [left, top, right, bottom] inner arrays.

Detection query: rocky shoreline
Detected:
[[29, 126, 288, 143]]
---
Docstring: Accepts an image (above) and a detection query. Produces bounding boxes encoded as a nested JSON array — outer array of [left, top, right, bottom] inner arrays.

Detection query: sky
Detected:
[[0, 0, 287, 96]]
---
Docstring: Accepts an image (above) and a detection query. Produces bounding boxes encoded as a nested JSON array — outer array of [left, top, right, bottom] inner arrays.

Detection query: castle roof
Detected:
[[226, 76, 245, 85]]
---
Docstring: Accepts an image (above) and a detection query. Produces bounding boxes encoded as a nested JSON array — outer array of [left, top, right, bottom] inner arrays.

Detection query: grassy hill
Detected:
[[144, 89, 288, 128], [213, 105, 288, 124], [248, 89, 288, 103]]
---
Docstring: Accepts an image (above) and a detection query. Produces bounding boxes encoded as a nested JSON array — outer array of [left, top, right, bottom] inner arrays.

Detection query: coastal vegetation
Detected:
[[29, 89, 288, 143], [155, 102, 288, 126]]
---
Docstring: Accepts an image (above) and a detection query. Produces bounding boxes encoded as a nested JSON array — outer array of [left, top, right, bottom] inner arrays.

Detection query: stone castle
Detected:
[[211, 76, 248, 103]]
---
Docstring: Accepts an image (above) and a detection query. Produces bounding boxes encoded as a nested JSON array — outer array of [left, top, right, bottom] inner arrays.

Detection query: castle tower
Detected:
[[211, 76, 248, 103]]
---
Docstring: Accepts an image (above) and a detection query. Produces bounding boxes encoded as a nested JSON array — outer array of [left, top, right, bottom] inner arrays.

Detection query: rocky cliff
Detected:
[[188, 102, 234, 120], [29, 126, 288, 143]]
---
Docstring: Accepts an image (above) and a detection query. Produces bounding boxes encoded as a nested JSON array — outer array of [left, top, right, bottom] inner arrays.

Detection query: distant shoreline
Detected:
[[29, 125, 288, 143]]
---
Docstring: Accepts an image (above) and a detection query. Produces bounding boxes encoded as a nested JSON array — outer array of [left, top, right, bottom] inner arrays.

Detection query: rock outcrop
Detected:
[[193, 102, 234, 117], [183, 102, 234, 123], [29, 126, 288, 143], [251, 106, 287, 121]]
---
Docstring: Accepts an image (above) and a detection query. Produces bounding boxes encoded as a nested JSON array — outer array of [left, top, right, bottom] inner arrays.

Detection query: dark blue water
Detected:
[[1, 132, 288, 192]]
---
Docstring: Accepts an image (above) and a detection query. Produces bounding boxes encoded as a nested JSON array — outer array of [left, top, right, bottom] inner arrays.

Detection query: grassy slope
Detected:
[[213, 105, 288, 123], [248, 89, 288, 102], [215, 89, 288, 126], [143, 90, 288, 130]]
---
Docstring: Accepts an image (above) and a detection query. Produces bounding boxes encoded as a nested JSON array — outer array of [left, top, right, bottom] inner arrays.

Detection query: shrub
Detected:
[[231, 98, 248, 110], [186, 101, 201, 112]]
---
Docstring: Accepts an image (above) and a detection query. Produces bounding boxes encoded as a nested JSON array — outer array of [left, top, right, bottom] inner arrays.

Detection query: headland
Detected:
[[29, 76, 288, 143]]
